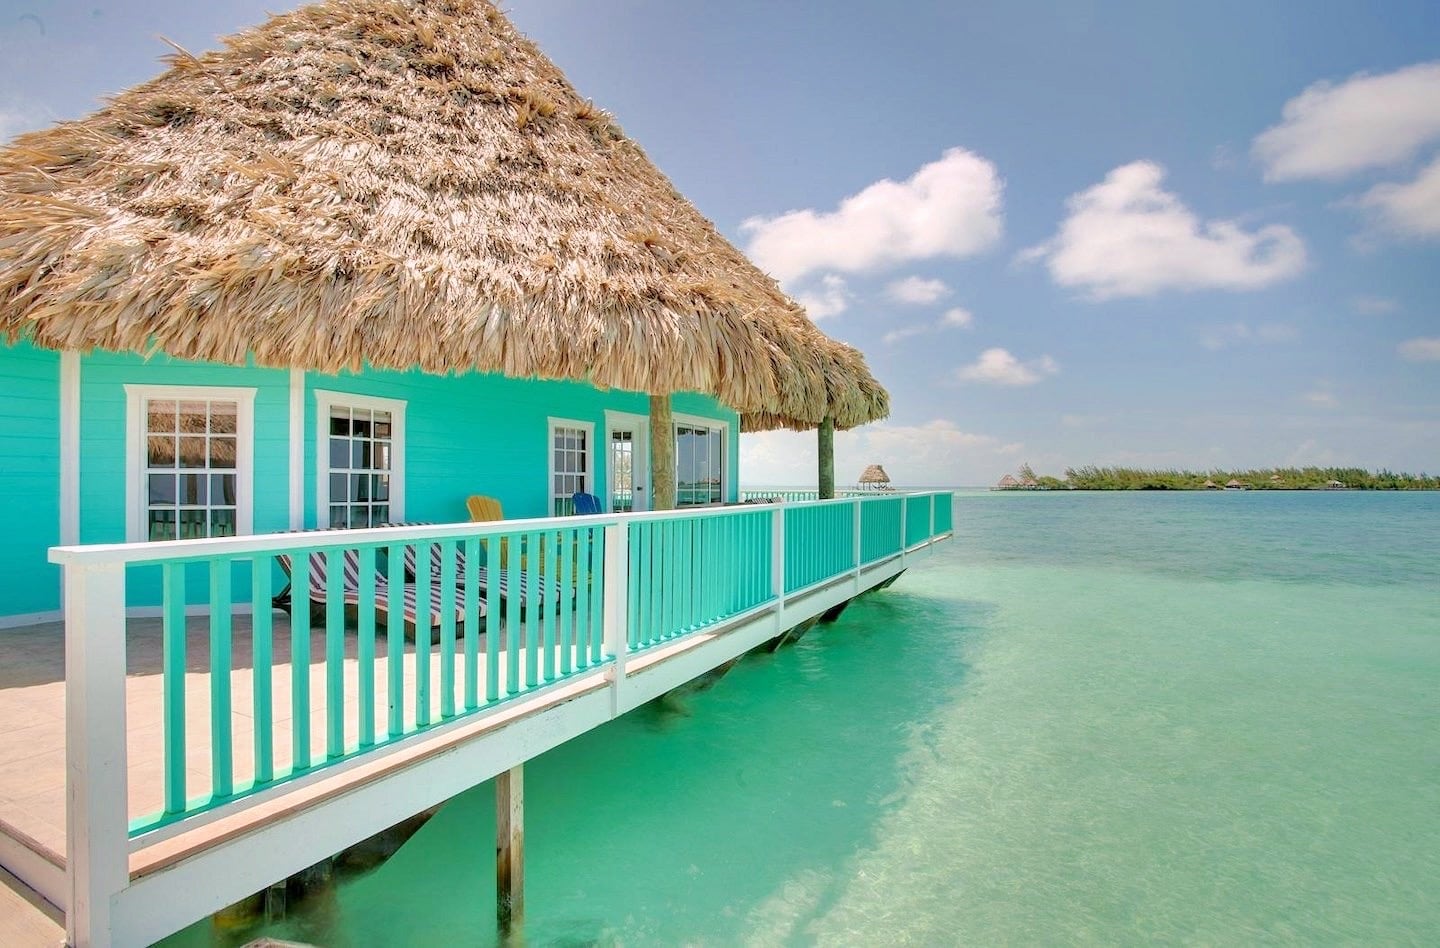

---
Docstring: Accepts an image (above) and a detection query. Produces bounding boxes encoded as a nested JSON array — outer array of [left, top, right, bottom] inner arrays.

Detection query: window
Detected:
[[675, 419, 725, 507], [549, 419, 594, 516], [126, 386, 255, 541], [316, 391, 405, 528]]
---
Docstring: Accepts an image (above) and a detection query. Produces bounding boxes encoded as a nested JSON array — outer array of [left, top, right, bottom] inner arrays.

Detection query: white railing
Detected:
[[46, 492, 954, 946]]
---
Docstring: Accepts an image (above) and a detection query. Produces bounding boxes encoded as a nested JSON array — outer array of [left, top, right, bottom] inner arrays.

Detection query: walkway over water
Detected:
[[0, 493, 952, 946]]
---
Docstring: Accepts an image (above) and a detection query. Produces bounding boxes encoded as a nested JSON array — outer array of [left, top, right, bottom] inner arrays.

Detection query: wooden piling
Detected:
[[818, 415, 835, 500], [650, 394, 676, 510], [496, 765, 524, 935]]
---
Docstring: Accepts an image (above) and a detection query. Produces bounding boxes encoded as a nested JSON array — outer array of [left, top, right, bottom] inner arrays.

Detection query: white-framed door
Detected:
[[604, 412, 649, 513]]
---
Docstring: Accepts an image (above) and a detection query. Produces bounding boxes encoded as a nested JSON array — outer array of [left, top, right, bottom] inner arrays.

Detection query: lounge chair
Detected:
[[276, 546, 477, 639], [571, 491, 603, 515], [386, 520, 564, 611]]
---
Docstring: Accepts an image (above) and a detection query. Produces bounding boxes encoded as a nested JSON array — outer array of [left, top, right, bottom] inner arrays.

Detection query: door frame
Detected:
[[604, 411, 649, 513]]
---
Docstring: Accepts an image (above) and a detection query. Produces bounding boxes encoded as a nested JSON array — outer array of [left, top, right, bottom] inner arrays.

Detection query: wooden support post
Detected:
[[496, 765, 524, 936], [64, 561, 130, 948], [818, 415, 835, 500], [649, 394, 676, 511]]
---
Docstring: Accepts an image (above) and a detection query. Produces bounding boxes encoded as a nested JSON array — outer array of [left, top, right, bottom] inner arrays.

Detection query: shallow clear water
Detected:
[[175, 491, 1440, 946]]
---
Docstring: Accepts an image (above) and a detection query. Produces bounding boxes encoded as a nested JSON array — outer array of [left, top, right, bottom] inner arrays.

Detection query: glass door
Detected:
[[606, 416, 648, 512]]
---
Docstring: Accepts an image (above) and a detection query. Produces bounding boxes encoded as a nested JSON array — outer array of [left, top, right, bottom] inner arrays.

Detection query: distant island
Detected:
[[997, 465, 1439, 491]]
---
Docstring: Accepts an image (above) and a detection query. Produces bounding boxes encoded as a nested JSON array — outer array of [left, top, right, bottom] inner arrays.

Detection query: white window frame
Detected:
[[673, 412, 730, 507], [125, 384, 257, 543], [548, 417, 596, 515], [315, 389, 407, 527]]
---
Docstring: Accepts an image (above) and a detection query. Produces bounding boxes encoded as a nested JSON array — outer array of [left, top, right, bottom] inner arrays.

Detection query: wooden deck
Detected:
[[0, 611, 572, 869]]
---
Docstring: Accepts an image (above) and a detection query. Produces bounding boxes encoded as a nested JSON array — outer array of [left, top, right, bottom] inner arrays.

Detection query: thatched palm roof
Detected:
[[858, 463, 891, 485], [0, 0, 886, 431]]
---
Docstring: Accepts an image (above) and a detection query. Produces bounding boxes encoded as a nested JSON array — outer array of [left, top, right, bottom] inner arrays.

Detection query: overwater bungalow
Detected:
[[858, 463, 894, 491], [0, 2, 952, 944], [997, 473, 1020, 490]]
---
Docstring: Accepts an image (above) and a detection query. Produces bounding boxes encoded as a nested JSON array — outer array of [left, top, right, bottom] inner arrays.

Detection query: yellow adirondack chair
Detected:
[[466, 494, 510, 567]]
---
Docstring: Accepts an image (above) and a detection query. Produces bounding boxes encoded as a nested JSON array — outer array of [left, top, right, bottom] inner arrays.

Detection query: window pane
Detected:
[[351, 473, 369, 502], [147, 400, 177, 434], [330, 438, 348, 469], [374, 441, 391, 470], [373, 474, 389, 501], [178, 509, 207, 540], [352, 439, 371, 469], [330, 411, 351, 436], [148, 473, 176, 504], [147, 435, 175, 468], [373, 504, 389, 524], [149, 513, 175, 541], [330, 473, 347, 501], [211, 474, 236, 505], [210, 403, 238, 434], [179, 473, 207, 505], [330, 505, 348, 528], [179, 437, 206, 469], [209, 436, 236, 470], [210, 508, 237, 537], [350, 506, 371, 528]]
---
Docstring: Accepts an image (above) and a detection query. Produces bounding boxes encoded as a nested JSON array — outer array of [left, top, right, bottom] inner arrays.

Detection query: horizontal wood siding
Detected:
[[0, 342, 60, 618]]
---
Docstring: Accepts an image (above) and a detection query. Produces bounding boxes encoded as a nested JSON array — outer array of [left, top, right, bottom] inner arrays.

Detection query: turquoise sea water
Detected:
[[181, 491, 1440, 945]]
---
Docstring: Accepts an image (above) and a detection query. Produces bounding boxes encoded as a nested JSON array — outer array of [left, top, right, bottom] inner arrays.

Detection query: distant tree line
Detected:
[[1003, 464, 1439, 491]]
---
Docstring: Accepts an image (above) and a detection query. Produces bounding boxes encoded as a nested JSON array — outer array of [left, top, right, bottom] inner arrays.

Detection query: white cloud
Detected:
[[741, 419, 1022, 488], [886, 276, 950, 305], [1253, 62, 1440, 181], [1398, 337, 1440, 362], [1303, 390, 1339, 408], [938, 307, 974, 328], [882, 306, 976, 345], [1350, 296, 1399, 316], [1023, 162, 1306, 299], [882, 325, 928, 345], [792, 274, 850, 320], [1357, 156, 1440, 238], [742, 148, 1003, 282], [1199, 321, 1299, 351], [955, 348, 1058, 386]]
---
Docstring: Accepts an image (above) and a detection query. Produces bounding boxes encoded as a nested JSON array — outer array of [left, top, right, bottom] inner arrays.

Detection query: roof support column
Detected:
[[818, 415, 836, 500], [649, 395, 675, 511]]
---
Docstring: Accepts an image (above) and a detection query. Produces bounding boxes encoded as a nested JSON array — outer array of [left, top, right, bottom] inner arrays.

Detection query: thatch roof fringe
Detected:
[[0, 0, 887, 431]]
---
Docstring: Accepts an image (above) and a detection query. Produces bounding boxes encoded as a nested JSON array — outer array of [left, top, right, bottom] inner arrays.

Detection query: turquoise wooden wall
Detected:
[[304, 367, 740, 525], [0, 342, 60, 619], [0, 343, 740, 619]]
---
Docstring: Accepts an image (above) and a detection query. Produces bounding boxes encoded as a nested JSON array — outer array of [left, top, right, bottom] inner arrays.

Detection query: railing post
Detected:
[[929, 492, 937, 541], [602, 520, 629, 713], [64, 560, 130, 948], [771, 505, 786, 612], [852, 499, 862, 572], [899, 495, 909, 562]]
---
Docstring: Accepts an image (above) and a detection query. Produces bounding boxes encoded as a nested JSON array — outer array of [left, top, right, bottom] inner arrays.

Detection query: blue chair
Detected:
[[571, 491, 603, 515]]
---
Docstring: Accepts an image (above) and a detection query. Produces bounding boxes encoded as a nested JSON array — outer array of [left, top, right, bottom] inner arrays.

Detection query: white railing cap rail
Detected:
[[49, 492, 951, 568]]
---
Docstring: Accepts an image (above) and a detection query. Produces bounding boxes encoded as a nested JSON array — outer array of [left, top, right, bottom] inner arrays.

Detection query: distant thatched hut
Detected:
[[858, 464, 893, 491], [997, 474, 1020, 490], [1224, 479, 1248, 490], [1202, 479, 1220, 490]]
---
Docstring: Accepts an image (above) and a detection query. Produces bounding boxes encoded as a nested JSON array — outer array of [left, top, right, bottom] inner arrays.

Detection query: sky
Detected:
[[1, 1, 1438, 487]]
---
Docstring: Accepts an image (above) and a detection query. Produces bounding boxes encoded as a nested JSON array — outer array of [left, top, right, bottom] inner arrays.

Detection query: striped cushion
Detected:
[[277, 548, 482, 628], [386, 525, 562, 606]]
